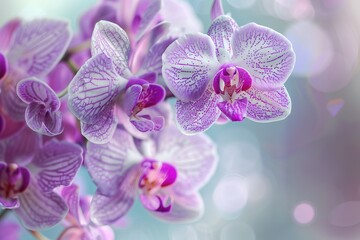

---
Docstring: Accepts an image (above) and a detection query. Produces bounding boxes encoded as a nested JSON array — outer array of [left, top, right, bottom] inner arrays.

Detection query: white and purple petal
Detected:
[[154, 124, 218, 193], [85, 127, 142, 195], [7, 19, 71, 77], [68, 53, 125, 124], [207, 15, 239, 62], [242, 86, 291, 122], [90, 167, 139, 225], [162, 33, 218, 102], [14, 179, 68, 230], [80, 104, 118, 144], [31, 140, 83, 192], [232, 23, 295, 90], [217, 98, 247, 121], [175, 85, 221, 135], [91, 21, 131, 77]]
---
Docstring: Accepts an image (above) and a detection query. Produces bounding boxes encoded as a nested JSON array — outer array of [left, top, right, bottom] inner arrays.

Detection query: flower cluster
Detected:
[[0, 0, 295, 238]]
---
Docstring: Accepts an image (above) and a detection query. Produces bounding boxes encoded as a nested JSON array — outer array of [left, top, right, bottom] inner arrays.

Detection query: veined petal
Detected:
[[91, 21, 131, 77], [162, 33, 218, 102], [61, 185, 86, 225], [242, 86, 291, 122], [42, 110, 63, 136], [207, 15, 239, 62], [154, 124, 218, 193], [86, 127, 143, 195], [90, 167, 139, 225], [68, 53, 125, 124], [217, 98, 247, 121], [122, 84, 141, 116], [232, 23, 295, 90], [31, 140, 83, 192], [0, 18, 21, 51], [80, 104, 118, 144], [150, 191, 204, 223], [175, 85, 221, 135], [17, 78, 60, 111], [7, 19, 71, 77], [14, 179, 68, 230], [0, 126, 41, 165]]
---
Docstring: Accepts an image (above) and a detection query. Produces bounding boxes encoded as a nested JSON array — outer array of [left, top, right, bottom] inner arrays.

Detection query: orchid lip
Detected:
[[213, 64, 252, 101]]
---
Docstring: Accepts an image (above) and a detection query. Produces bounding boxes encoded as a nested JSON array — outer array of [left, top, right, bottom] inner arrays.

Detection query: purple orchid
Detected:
[[0, 220, 20, 240], [0, 19, 71, 122], [162, 15, 296, 134], [16, 78, 63, 136], [0, 126, 83, 229], [85, 124, 218, 225], [58, 185, 114, 240], [68, 20, 174, 144]]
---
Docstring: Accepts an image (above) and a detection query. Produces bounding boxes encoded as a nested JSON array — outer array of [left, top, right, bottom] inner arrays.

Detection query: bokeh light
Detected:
[[330, 201, 360, 227], [293, 203, 315, 224]]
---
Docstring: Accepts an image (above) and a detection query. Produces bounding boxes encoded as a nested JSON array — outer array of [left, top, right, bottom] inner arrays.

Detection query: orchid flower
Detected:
[[58, 185, 114, 240], [16, 78, 63, 136], [0, 19, 71, 122], [85, 124, 218, 225], [68, 20, 175, 144], [162, 15, 296, 134], [0, 220, 20, 240], [0, 127, 83, 229]]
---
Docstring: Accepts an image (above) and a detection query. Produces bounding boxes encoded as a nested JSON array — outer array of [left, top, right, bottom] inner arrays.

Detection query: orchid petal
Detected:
[[0, 126, 41, 165], [86, 128, 142, 195], [90, 167, 139, 225], [140, 37, 176, 77], [151, 191, 204, 223], [0, 221, 20, 240], [0, 197, 19, 209], [207, 15, 239, 62], [211, 0, 224, 21], [154, 124, 218, 193], [0, 76, 27, 120], [61, 185, 86, 225], [31, 140, 82, 192], [232, 23, 295, 90], [68, 53, 125, 124], [217, 98, 247, 121], [122, 84, 141, 116], [139, 194, 171, 213], [80, 104, 117, 144], [7, 19, 71, 77], [17, 78, 60, 111], [58, 226, 84, 240], [91, 21, 131, 77], [162, 33, 218, 102], [243, 86, 291, 122], [175, 85, 221, 134], [0, 18, 21, 51], [134, 0, 162, 41], [14, 180, 68, 230]]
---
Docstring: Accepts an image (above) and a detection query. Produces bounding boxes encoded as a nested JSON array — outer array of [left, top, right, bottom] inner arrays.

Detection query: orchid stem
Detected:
[[67, 39, 91, 55], [57, 86, 68, 99], [29, 230, 49, 240], [65, 58, 79, 75], [0, 209, 9, 221]]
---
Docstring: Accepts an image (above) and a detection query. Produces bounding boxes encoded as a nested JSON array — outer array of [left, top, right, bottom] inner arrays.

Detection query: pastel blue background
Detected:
[[1, 0, 360, 239]]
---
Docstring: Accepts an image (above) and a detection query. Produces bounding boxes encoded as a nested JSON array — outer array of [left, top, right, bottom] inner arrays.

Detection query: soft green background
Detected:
[[1, 0, 360, 239]]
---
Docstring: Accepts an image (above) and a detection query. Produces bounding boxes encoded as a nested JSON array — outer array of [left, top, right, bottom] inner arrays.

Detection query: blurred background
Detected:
[[1, 0, 360, 239]]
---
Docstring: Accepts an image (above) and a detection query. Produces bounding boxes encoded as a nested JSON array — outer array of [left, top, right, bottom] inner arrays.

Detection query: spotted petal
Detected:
[[242, 86, 291, 122], [232, 23, 295, 90], [90, 167, 139, 225], [86, 128, 142, 195], [208, 15, 238, 62], [162, 33, 218, 102], [68, 53, 125, 124], [154, 124, 218, 193], [7, 19, 71, 77], [91, 21, 131, 77], [31, 140, 83, 192], [14, 179, 68, 230], [175, 85, 221, 134]]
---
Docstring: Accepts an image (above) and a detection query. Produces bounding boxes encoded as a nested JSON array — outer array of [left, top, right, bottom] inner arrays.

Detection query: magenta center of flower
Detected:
[[0, 163, 30, 200], [213, 64, 252, 102], [138, 159, 177, 212]]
